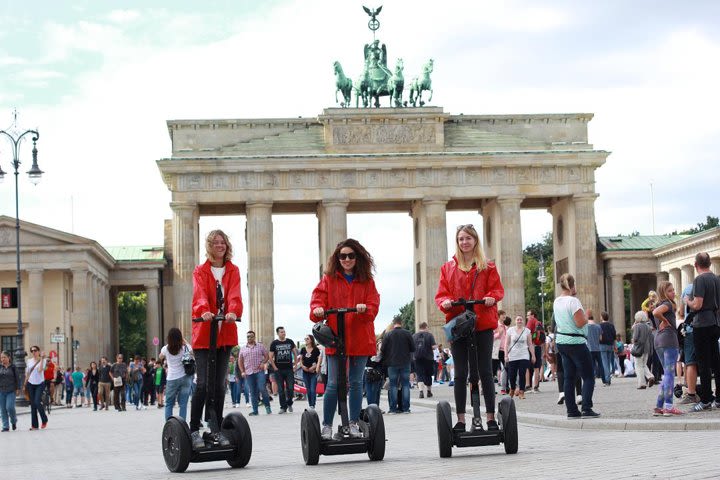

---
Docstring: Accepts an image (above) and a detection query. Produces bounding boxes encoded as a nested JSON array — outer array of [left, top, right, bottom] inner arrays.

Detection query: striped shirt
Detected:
[[239, 342, 267, 375]]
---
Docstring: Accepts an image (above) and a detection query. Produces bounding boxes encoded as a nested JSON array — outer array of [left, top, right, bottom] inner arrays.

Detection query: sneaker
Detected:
[[191, 431, 205, 450], [419, 391, 424, 399], [663, 407, 684, 416], [575, 395, 583, 405], [29, 427, 38, 430], [582, 409, 601, 418], [486, 419, 499, 431], [470, 418, 483, 432], [652, 407, 664, 416], [557, 393, 565, 405], [288, 405, 293, 413], [11, 423, 16, 431], [265, 406, 272, 414], [403, 410, 411, 414], [248, 411, 258, 416], [712, 401, 720, 410], [448, 381, 454, 387], [1, 428, 8, 432], [452, 421, 466, 433], [690, 401, 712, 412], [679, 394, 699, 405], [214, 432, 231, 446], [278, 409, 287, 414], [648, 378, 656, 388], [308, 405, 315, 410], [427, 391, 433, 398], [349, 421, 362, 438], [387, 410, 398, 415], [533, 386, 540, 393], [321, 424, 333, 440], [567, 412, 582, 419], [637, 385, 647, 390], [500, 389, 507, 395]]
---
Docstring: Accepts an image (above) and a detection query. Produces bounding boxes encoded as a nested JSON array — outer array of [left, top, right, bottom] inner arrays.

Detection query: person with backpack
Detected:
[[412, 322, 437, 399], [525, 310, 546, 393]]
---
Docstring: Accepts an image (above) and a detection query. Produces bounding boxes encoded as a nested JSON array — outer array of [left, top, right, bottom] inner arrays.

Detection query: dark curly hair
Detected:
[[324, 238, 375, 282]]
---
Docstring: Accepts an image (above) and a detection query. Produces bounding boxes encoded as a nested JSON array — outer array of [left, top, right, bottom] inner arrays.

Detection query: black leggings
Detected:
[[451, 329, 495, 414], [190, 347, 230, 432]]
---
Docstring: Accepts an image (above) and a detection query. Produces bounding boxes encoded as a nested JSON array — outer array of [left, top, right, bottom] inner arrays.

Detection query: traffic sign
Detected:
[[51, 333, 65, 343], [152, 336, 160, 346]]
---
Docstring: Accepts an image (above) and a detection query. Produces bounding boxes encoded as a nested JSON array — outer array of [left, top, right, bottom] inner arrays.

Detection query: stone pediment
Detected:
[[0, 216, 94, 248]]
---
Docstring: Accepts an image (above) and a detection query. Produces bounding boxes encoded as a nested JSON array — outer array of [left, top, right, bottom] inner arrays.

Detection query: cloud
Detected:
[[106, 9, 140, 24]]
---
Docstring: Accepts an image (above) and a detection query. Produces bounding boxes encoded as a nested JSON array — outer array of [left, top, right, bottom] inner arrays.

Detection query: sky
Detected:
[[1, 0, 719, 343]]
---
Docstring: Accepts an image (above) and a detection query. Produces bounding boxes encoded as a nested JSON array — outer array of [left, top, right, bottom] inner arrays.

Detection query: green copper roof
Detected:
[[598, 235, 689, 251], [105, 246, 165, 263]]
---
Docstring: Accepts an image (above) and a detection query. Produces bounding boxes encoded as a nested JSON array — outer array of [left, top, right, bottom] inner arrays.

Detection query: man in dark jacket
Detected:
[[381, 317, 415, 413], [599, 312, 617, 386]]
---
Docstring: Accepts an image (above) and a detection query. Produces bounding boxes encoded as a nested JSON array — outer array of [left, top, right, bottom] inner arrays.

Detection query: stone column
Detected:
[[146, 284, 160, 359], [316, 200, 348, 278], [71, 269, 89, 369], [669, 268, 682, 296], [26, 269, 45, 349], [610, 274, 626, 340], [482, 196, 525, 315], [171, 202, 199, 338], [411, 198, 448, 341], [655, 271, 669, 287], [710, 257, 720, 276], [109, 287, 120, 357], [681, 264, 695, 293], [573, 194, 599, 311], [246, 202, 275, 346]]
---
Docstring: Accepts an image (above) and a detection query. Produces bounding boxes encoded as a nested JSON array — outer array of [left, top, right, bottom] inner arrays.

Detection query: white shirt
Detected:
[[26, 357, 46, 385], [211, 265, 226, 332], [507, 327, 531, 362], [161, 344, 192, 382]]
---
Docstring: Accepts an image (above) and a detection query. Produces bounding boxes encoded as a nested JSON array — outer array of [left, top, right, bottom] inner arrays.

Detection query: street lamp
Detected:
[[537, 254, 547, 326], [0, 110, 43, 400]]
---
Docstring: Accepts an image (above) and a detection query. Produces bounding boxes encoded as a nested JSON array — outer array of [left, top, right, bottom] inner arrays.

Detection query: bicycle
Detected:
[[42, 383, 52, 415]]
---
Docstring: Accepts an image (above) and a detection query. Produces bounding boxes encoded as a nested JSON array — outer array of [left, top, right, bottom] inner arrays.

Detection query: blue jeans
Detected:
[[132, 381, 143, 407], [274, 367, 295, 410], [323, 355, 367, 426], [246, 371, 270, 413], [237, 376, 250, 403], [229, 380, 240, 405], [302, 371, 318, 408], [656, 347, 678, 409], [28, 382, 48, 428], [599, 344, 614, 384], [164, 374, 192, 421], [365, 380, 382, 407], [387, 364, 411, 413], [0, 390, 17, 429], [557, 343, 596, 415]]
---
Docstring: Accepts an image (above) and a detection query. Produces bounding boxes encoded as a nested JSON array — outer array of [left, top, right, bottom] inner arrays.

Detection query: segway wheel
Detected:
[[162, 417, 192, 473], [222, 412, 252, 468], [364, 404, 385, 461], [301, 409, 321, 465], [499, 397, 518, 454], [436, 401, 453, 458]]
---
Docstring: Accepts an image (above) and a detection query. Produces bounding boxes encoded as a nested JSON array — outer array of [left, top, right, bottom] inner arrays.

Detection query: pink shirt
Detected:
[[495, 324, 507, 352]]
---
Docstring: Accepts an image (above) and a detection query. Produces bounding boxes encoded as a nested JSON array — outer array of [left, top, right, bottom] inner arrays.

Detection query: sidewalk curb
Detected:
[[411, 398, 720, 431]]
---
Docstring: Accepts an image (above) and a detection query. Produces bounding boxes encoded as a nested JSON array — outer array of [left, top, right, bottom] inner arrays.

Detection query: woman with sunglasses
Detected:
[[25, 346, 49, 430], [297, 334, 321, 409], [189, 229, 243, 450], [435, 224, 504, 433], [311, 238, 380, 440]]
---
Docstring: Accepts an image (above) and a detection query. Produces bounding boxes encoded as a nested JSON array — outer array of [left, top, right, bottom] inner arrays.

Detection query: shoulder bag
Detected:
[[182, 345, 196, 376], [443, 270, 480, 342]]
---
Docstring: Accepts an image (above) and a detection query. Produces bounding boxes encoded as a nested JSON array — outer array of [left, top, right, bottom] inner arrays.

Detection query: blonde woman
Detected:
[[504, 315, 535, 399]]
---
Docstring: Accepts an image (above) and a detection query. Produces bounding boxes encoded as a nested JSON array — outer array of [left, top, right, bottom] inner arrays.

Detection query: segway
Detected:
[[436, 299, 518, 458], [162, 281, 252, 473], [300, 307, 386, 465]]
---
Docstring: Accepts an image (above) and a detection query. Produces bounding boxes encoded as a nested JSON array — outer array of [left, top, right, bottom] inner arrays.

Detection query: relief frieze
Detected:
[[332, 124, 436, 145]]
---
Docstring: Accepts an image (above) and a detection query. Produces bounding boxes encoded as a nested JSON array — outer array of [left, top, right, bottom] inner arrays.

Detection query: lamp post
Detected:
[[0, 110, 43, 400], [537, 254, 547, 326]]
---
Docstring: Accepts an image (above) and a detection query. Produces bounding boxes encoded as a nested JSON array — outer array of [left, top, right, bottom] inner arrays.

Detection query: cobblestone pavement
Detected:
[[3, 380, 720, 480]]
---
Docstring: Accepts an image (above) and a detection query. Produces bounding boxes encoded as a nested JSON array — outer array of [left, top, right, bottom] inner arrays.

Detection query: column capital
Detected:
[[320, 199, 349, 207], [421, 196, 449, 206], [572, 193, 599, 202], [169, 201, 198, 212], [496, 195, 525, 204], [26, 267, 44, 274], [246, 200, 274, 209]]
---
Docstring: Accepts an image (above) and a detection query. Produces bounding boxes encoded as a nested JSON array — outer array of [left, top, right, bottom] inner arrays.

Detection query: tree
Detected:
[[118, 291, 147, 358], [674, 215, 719, 235], [523, 233, 554, 326], [393, 301, 415, 333]]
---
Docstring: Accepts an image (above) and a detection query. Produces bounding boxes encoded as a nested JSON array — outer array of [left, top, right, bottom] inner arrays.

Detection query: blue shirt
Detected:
[[586, 323, 602, 352], [343, 273, 354, 283]]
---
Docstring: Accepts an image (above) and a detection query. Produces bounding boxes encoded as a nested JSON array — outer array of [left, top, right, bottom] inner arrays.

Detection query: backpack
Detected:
[[532, 322, 546, 346]]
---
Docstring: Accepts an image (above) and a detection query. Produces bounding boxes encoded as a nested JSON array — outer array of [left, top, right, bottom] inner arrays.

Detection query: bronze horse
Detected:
[[409, 59, 434, 107], [333, 61, 353, 108]]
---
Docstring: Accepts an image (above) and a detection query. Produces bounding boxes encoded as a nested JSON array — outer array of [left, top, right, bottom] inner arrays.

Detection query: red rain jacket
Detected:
[[191, 260, 242, 349], [309, 272, 380, 356], [435, 256, 504, 332]]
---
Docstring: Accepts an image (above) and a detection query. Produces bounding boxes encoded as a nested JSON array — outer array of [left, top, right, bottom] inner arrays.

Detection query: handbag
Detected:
[[182, 345, 196, 376], [113, 376, 123, 387], [630, 343, 644, 358], [443, 270, 480, 342], [23, 384, 30, 401]]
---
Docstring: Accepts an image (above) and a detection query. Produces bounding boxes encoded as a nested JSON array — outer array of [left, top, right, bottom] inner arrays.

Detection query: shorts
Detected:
[[73, 385, 84, 397], [683, 330, 697, 366], [532, 345, 543, 369]]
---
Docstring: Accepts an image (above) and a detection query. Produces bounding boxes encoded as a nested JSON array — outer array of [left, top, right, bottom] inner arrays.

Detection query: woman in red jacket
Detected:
[[189, 229, 243, 449], [435, 224, 504, 433], [310, 238, 380, 440]]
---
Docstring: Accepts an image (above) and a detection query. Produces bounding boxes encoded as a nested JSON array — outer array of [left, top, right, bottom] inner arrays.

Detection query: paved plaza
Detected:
[[3, 377, 720, 479]]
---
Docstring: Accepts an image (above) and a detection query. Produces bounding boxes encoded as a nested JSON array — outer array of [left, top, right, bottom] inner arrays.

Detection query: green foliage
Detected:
[[523, 233, 554, 326], [673, 215, 719, 235], [118, 291, 147, 359], [393, 301, 416, 333]]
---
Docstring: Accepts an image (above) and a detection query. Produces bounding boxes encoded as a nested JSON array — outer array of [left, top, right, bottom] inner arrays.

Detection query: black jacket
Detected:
[[381, 327, 415, 367]]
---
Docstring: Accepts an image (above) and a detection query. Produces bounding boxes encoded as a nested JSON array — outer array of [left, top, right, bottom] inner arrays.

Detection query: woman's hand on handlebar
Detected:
[[201, 311, 214, 321], [482, 297, 496, 307], [313, 307, 325, 318], [356, 303, 367, 313], [225, 312, 237, 322], [441, 300, 452, 310]]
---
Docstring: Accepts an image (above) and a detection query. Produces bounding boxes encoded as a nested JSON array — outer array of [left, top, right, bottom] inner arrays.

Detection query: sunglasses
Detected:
[[31, 349, 39, 353], [457, 224, 474, 231], [338, 252, 356, 260], [247, 334, 255, 337]]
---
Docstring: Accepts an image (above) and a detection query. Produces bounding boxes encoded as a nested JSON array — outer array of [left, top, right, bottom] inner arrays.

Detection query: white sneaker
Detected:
[[349, 421, 362, 438], [308, 405, 315, 410], [557, 393, 565, 405], [321, 424, 332, 440]]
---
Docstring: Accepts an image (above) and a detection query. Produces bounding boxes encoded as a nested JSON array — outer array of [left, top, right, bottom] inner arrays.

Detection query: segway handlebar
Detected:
[[191, 315, 240, 323], [324, 307, 359, 315], [450, 298, 488, 307]]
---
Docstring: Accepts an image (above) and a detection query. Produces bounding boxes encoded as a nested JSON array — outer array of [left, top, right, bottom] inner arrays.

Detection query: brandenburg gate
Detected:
[[157, 107, 608, 344]]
